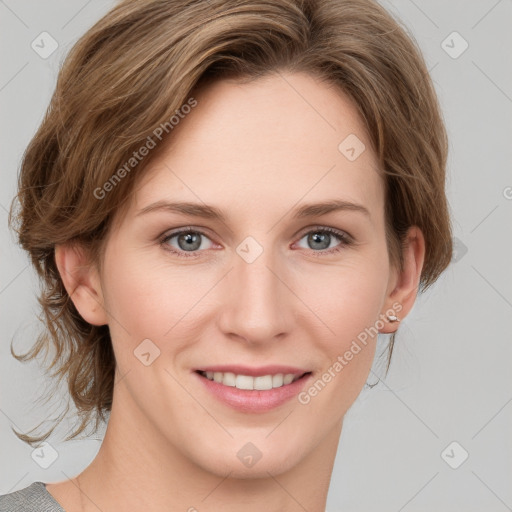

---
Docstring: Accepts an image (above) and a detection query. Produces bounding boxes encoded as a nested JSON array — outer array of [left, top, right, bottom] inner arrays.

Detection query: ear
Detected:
[[54, 243, 109, 326], [379, 226, 425, 334]]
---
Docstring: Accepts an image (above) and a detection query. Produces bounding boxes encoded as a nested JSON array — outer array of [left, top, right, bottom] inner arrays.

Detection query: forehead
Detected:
[[129, 71, 384, 224]]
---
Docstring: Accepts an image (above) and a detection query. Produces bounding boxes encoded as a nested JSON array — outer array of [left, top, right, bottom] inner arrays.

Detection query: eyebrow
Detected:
[[136, 199, 370, 221]]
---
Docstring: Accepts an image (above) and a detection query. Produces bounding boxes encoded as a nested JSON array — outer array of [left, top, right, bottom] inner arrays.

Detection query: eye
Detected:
[[294, 226, 353, 255], [160, 228, 215, 258]]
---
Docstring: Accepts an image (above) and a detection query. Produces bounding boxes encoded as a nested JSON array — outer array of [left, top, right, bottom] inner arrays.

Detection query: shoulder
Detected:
[[0, 482, 64, 512]]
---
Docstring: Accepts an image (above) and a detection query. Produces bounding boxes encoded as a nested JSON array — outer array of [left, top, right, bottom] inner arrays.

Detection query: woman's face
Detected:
[[95, 71, 402, 477]]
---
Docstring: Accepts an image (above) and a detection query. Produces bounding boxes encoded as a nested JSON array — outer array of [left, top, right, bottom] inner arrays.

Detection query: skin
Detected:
[[48, 71, 425, 511]]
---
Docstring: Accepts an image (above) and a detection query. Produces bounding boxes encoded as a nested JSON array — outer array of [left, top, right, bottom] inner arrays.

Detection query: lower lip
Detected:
[[194, 371, 312, 413]]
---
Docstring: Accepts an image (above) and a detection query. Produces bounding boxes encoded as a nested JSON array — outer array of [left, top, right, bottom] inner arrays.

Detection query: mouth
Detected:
[[195, 369, 311, 390], [193, 366, 313, 413]]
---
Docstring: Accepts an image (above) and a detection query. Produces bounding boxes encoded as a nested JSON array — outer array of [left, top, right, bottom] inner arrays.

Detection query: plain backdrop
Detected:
[[1, 1, 511, 510]]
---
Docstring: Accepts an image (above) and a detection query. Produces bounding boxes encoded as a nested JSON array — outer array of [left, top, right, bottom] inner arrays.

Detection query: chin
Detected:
[[207, 455, 299, 480], [187, 440, 304, 479]]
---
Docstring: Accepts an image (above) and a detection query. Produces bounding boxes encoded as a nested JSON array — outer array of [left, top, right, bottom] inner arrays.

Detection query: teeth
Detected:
[[223, 372, 236, 386], [272, 374, 284, 387], [283, 374, 294, 385], [200, 371, 303, 390], [254, 375, 273, 390], [236, 374, 254, 390]]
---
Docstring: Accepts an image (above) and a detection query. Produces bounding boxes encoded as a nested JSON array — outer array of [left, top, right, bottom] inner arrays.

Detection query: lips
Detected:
[[193, 365, 313, 412]]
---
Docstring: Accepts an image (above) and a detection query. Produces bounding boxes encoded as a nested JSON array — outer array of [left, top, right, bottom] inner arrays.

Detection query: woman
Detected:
[[2, 0, 452, 510]]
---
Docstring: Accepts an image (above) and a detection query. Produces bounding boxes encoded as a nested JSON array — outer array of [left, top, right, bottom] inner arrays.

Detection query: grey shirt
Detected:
[[0, 482, 65, 511]]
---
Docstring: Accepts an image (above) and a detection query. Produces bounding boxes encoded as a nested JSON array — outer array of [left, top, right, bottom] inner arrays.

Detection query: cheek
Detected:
[[101, 252, 214, 366], [295, 251, 389, 388], [104, 269, 168, 330], [99, 254, 171, 354], [295, 254, 389, 341], [295, 269, 386, 422]]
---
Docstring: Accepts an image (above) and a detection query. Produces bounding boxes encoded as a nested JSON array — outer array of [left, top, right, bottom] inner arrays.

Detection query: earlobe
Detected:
[[379, 226, 425, 334], [54, 244, 109, 326]]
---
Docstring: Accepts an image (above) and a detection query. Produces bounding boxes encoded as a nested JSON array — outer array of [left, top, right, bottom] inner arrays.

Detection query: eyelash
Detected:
[[159, 226, 354, 259]]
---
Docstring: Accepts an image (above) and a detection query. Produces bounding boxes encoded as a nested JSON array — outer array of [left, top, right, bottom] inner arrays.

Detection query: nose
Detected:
[[216, 245, 296, 345]]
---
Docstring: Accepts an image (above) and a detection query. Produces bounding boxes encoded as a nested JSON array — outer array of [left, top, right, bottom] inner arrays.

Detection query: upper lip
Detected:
[[195, 365, 311, 377]]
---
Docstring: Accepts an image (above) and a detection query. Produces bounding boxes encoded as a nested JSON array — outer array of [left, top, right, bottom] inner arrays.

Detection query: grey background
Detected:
[[1, 1, 511, 510]]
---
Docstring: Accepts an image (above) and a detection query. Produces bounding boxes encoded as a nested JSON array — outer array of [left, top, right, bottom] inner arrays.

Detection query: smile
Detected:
[[193, 366, 313, 413], [197, 370, 307, 390]]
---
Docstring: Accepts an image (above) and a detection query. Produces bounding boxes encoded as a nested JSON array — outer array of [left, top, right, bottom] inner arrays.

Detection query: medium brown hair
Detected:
[[9, 0, 452, 446]]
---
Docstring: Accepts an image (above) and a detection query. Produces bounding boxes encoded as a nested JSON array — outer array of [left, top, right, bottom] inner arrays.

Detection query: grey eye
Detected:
[[296, 230, 344, 251], [307, 232, 331, 250], [163, 230, 214, 253], [176, 232, 202, 251]]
